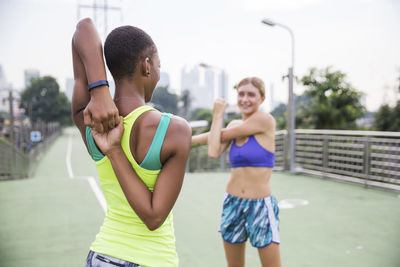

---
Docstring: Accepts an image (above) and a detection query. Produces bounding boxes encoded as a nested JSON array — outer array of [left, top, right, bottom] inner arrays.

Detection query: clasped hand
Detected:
[[91, 116, 125, 155], [83, 88, 120, 133]]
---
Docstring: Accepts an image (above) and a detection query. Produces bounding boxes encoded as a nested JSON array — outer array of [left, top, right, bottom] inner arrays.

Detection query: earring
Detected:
[[147, 71, 151, 76]]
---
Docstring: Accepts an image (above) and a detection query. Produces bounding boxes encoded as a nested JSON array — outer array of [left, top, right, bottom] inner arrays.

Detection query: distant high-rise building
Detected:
[[65, 78, 74, 101], [181, 65, 228, 110], [181, 65, 203, 109], [203, 68, 215, 109], [269, 83, 282, 111], [0, 65, 7, 91], [0, 65, 9, 112], [218, 71, 228, 101], [24, 68, 40, 88], [181, 65, 200, 92], [157, 72, 170, 88], [0, 65, 8, 91]]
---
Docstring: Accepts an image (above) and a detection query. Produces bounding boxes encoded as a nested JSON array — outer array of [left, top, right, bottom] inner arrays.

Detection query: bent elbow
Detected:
[[208, 151, 219, 159], [77, 18, 93, 29], [143, 216, 164, 231], [146, 223, 161, 231]]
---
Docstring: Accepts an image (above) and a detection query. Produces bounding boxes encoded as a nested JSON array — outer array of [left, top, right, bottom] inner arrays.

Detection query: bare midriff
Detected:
[[227, 167, 272, 199]]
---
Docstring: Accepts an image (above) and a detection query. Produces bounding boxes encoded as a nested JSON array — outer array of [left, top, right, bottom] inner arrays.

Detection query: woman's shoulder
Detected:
[[227, 119, 243, 128], [251, 111, 275, 124], [140, 111, 190, 136]]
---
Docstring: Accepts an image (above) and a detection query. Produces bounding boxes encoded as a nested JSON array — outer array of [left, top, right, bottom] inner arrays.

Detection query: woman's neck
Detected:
[[114, 80, 146, 116], [242, 111, 255, 121]]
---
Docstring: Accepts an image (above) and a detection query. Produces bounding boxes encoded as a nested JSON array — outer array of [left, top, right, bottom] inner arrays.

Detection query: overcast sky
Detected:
[[0, 0, 399, 111]]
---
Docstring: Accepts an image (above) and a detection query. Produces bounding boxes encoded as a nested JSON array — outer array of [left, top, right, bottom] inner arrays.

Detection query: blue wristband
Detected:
[[88, 80, 109, 91]]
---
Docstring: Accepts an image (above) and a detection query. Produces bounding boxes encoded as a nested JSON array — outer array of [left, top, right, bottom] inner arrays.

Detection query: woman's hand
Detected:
[[91, 116, 124, 155], [213, 98, 227, 117], [84, 87, 120, 133]]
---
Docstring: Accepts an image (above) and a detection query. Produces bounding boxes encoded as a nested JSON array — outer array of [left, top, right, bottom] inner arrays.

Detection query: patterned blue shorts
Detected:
[[219, 193, 280, 248], [85, 251, 143, 267]]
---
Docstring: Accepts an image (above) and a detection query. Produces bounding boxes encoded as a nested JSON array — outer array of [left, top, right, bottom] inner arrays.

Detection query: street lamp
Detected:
[[261, 18, 296, 173], [199, 62, 228, 172]]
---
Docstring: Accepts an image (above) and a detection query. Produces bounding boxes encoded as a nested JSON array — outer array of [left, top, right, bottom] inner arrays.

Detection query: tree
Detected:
[[180, 89, 192, 120], [271, 103, 287, 130], [20, 76, 71, 125], [271, 94, 312, 130], [191, 108, 213, 132], [299, 67, 365, 129], [150, 86, 179, 114], [374, 101, 400, 131]]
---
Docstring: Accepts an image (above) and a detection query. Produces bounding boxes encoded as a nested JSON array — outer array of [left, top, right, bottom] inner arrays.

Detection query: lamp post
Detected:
[[199, 62, 227, 172], [261, 18, 296, 173]]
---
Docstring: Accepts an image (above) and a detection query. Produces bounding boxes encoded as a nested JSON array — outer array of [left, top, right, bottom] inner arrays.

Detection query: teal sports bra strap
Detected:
[[140, 113, 173, 170], [85, 126, 105, 162]]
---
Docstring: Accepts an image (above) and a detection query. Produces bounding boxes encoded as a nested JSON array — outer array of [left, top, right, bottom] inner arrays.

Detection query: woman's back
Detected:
[[88, 105, 178, 266]]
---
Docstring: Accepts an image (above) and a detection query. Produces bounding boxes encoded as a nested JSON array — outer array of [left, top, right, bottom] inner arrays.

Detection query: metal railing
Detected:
[[0, 124, 61, 180], [285, 129, 400, 191], [0, 139, 29, 179], [188, 145, 230, 172], [189, 130, 400, 191]]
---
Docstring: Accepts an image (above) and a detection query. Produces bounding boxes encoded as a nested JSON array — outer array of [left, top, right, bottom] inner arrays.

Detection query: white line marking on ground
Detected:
[[88, 176, 107, 214], [278, 199, 309, 209], [66, 133, 106, 214], [66, 135, 74, 179]]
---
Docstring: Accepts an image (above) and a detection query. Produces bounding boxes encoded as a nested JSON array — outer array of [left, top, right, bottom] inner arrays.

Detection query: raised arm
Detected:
[[208, 98, 230, 158], [93, 117, 191, 230], [208, 99, 275, 158], [71, 18, 119, 136]]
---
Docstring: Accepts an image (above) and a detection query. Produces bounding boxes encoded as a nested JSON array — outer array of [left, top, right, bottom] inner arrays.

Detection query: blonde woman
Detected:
[[192, 77, 281, 267]]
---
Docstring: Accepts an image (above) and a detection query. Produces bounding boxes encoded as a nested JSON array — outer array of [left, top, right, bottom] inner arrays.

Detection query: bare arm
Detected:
[[220, 111, 275, 142], [208, 98, 229, 158], [93, 117, 192, 230], [208, 98, 275, 158], [71, 18, 119, 136], [191, 132, 209, 147]]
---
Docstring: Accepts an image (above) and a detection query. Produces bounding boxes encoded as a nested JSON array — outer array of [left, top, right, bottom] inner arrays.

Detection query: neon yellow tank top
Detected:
[[89, 105, 178, 267]]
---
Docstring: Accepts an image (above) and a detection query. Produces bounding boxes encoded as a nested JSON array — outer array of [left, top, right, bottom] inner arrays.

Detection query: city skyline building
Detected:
[[24, 68, 40, 88], [157, 72, 170, 89], [270, 83, 283, 112], [0, 65, 7, 91], [203, 68, 216, 109], [218, 70, 228, 102], [181, 65, 229, 110], [0, 65, 8, 112], [65, 78, 74, 101]]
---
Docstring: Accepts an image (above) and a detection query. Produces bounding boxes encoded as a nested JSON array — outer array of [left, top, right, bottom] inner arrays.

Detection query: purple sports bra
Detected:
[[229, 135, 275, 168]]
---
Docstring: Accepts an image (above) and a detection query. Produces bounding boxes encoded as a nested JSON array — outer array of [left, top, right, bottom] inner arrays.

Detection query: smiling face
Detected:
[[236, 83, 265, 117]]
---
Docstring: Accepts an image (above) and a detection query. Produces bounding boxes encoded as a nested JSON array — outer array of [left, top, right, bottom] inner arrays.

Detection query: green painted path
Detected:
[[1, 128, 399, 266]]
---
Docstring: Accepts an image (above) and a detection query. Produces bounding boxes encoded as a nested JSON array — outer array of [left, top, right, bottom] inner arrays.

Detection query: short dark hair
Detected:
[[104, 25, 156, 81]]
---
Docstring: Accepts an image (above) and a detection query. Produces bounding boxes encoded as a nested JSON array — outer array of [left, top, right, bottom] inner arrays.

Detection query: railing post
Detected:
[[323, 135, 329, 172], [363, 136, 371, 187], [283, 130, 289, 171]]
